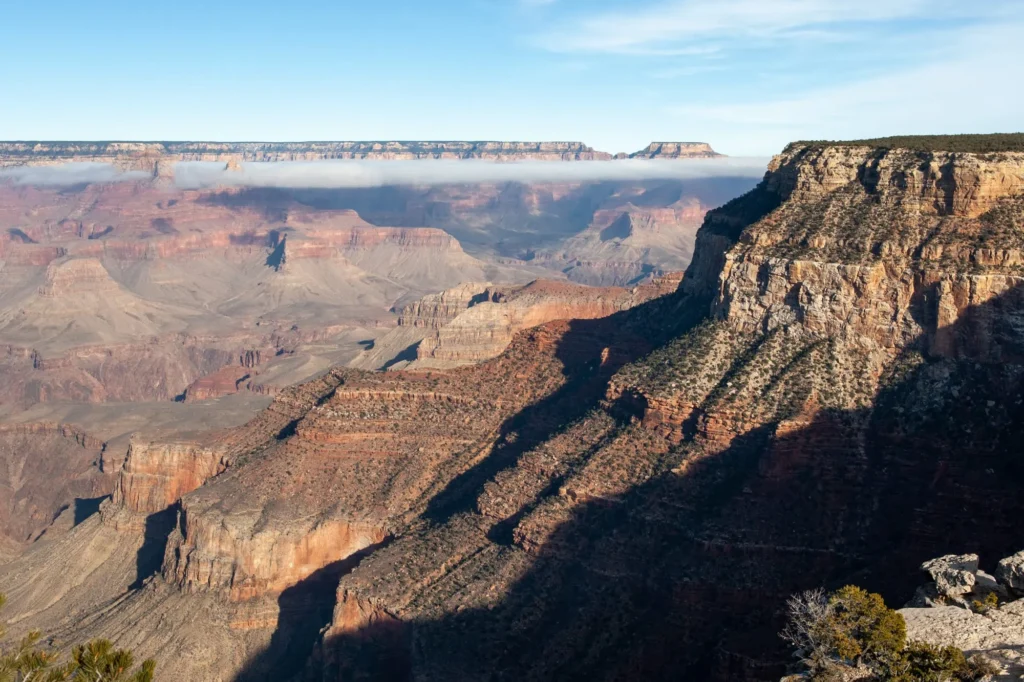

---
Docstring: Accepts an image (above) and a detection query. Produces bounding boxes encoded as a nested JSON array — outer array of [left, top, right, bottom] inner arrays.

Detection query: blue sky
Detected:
[[1, 0, 1021, 155]]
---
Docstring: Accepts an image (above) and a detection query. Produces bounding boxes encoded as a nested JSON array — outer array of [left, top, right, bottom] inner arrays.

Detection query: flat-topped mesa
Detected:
[[765, 142, 1024, 218], [0, 196, 465, 268], [630, 142, 722, 159], [0, 141, 613, 173]]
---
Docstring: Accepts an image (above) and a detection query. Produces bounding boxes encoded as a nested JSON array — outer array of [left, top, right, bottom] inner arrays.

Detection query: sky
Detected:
[[1, 0, 1021, 155]]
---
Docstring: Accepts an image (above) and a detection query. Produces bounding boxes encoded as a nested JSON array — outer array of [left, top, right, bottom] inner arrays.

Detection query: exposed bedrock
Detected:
[[411, 275, 682, 369]]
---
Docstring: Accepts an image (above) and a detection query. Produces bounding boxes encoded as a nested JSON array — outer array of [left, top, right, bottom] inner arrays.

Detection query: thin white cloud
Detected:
[[668, 21, 1024, 154], [173, 158, 770, 190], [533, 0, 970, 54]]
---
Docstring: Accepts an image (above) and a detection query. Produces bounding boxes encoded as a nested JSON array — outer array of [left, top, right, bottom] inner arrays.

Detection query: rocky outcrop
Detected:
[[111, 439, 228, 517], [897, 547, 1024, 677], [921, 554, 980, 599], [0, 422, 112, 557], [396, 282, 500, 329], [37, 257, 119, 296], [182, 365, 257, 402], [996, 551, 1024, 596], [411, 275, 682, 368], [629, 142, 722, 159]]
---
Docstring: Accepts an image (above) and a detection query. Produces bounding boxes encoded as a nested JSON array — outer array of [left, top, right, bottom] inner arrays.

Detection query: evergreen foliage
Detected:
[[782, 585, 998, 681], [789, 133, 1024, 154], [0, 594, 155, 682]]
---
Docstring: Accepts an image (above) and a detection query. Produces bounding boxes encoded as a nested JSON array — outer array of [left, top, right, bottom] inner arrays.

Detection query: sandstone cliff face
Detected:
[[396, 282, 498, 329], [411, 275, 682, 368]]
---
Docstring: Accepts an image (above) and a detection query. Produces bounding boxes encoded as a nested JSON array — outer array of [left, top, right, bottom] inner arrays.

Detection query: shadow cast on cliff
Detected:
[[320, 280, 1024, 682], [422, 283, 706, 528], [233, 541, 390, 682], [131, 504, 178, 590]]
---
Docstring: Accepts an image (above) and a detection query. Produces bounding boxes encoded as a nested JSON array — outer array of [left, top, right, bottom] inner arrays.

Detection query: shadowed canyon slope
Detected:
[[1, 137, 1022, 680]]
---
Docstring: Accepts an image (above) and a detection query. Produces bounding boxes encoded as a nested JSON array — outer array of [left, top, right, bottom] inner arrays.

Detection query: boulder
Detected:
[[996, 550, 1024, 596], [974, 569, 1010, 601], [921, 554, 979, 598]]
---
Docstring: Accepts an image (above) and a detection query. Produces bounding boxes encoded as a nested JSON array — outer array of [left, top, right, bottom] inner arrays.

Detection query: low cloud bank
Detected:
[[0, 158, 772, 189], [0, 163, 150, 186], [174, 157, 770, 189]]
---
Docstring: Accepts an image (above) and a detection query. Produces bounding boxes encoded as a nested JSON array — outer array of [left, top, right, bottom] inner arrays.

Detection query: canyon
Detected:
[[0, 146, 749, 409], [2, 134, 1023, 681], [0, 142, 746, 567]]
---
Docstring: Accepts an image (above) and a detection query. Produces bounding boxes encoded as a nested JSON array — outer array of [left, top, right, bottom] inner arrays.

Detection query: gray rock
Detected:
[[996, 550, 1024, 596], [901, 601, 1024, 678], [905, 583, 944, 608], [921, 553, 979, 598], [975, 569, 1010, 601]]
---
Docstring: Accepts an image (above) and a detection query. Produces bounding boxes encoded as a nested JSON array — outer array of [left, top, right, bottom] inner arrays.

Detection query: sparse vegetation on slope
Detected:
[[788, 133, 1024, 153]]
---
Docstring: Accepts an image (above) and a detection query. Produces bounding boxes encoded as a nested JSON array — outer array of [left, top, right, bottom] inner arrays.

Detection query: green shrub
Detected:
[[971, 592, 1000, 614], [0, 593, 155, 681], [783, 586, 997, 681], [885, 641, 998, 682], [828, 586, 907, 666]]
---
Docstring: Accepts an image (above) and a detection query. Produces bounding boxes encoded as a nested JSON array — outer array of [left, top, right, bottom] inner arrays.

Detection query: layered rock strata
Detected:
[[0, 142, 613, 174], [0, 140, 727, 173], [629, 142, 722, 159], [411, 274, 682, 368]]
